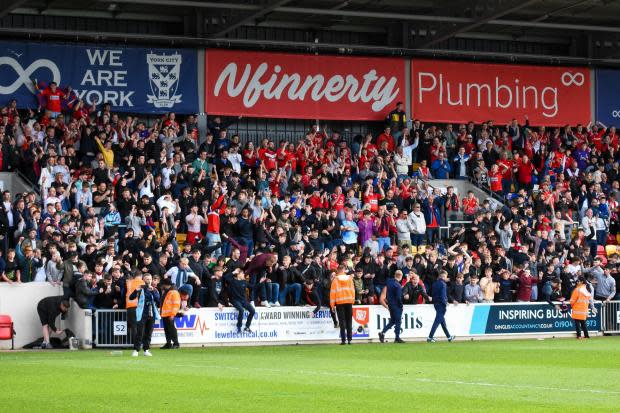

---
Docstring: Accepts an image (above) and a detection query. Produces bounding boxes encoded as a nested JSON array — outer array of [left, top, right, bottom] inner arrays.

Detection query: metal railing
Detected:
[[94, 309, 132, 348], [601, 301, 620, 334]]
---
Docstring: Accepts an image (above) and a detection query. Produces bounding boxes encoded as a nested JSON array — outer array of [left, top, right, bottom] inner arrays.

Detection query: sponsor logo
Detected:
[[154, 314, 209, 335], [0, 56, 60, 94], [213, 62, 399, 112]]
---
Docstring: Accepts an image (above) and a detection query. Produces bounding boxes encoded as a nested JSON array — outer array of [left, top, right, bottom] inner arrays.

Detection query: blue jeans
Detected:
[[240, 237, 254, 257], [411, 233, 425, 247], [381, 306, 403, 339], [279, 283, 302, 305], [374, 283, 386, 297], [429, 303, 450, 339], [231, 299, 255, 330], [377, 236, 391, 252], [263, 282, 280, 304], [206, 232, 222, 257]]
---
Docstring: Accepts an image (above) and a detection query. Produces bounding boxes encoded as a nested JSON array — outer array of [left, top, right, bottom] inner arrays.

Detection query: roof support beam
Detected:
[[99, 0, 620, 35], [209, 0, 294, 38], [414, 0, 543, 48], [0, 0, 30, 18]]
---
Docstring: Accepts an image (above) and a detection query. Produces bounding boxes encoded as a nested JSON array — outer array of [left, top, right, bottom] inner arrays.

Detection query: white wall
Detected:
[[0, 283, 91, 349]]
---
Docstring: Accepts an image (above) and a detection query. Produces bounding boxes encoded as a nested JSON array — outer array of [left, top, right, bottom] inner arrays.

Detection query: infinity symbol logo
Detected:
[[0, 57, 61, 95], [560, 71, 585, 87]]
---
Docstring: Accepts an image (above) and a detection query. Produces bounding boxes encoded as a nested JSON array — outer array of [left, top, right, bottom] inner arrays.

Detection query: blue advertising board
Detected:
[[0, 41, 198, 114], [595, 69, 620, 126], [470, 303, 602, 335]]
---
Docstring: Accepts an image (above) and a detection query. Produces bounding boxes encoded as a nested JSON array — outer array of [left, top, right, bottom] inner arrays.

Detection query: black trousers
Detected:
[[163, 317, 179, 346], [336, 304, 353, 343], [127, 307, 137, 344], [134, 317, 155, 351], [574, 319, 589, 338]]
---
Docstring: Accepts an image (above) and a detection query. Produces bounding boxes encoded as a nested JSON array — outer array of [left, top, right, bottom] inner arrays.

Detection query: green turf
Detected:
[[2, 337, 620, 412]]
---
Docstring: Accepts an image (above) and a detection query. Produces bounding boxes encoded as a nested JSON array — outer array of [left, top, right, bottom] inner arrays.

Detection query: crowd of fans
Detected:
[[0, 84, 619, 324]]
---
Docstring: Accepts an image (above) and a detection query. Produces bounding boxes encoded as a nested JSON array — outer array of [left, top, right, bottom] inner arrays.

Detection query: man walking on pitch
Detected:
[[379, 270, 406, 343], [428, 271, 455, 343], [129, 274, 160, 357]]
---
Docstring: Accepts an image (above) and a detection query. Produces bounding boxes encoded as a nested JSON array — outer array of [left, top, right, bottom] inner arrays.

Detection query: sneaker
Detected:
[[171, 344, 180, 349], [131, 350, 139, 357], [243, 327, 253, 334], [394, 338, 406, 344], [378, 332, 385, 343], [160, 344, 172, 350], [340, 341, 346, 345], [347, 341, 352, 345], [273, 302, 281, 307], [448, 335, 456, 342], [144, 350, 153, 357], [426, 338, 436, 343], [41, 342, 48, 349], [262, 301, 271, 307]]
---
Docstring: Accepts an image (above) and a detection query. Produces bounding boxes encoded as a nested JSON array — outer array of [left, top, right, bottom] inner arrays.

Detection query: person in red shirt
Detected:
[[517, 155, 536, 191], [259, 141, 277, 171], [376, 126, 395, 153], [37, 81, 66, 118], [461, 191, 479, 220], [330, 186, 345, 217], [488, 164, 503, 194], [242, 141, 259, 170], [363, 185, 380, 213]]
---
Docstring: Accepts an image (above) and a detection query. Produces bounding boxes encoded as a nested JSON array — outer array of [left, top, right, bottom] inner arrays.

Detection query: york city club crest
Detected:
[[146, 52, 183, 108]]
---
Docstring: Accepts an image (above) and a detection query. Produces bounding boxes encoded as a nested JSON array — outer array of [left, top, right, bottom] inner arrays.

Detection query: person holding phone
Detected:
[[129, 273, 160, 357]]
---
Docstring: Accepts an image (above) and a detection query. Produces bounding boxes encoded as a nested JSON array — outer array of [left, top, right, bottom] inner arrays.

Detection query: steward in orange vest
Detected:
[[330, 265, 355, 345], [570, 276, 595, 339], [160, 278, 181, 349]]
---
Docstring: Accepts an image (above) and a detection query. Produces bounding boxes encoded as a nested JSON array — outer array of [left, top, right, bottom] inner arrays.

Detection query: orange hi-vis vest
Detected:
[[330, 274, 355, 308], [161, 290, 181, 318], [126, 278, 145, 309], [570, 285, 592, 321]]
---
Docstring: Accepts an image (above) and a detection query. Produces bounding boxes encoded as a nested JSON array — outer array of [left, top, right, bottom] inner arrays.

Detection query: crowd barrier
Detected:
[[95, 301, 604, 348]]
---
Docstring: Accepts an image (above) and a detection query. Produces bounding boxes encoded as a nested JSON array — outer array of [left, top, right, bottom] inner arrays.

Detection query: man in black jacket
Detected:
[[37, 296, 70, 349], [224, 268, 255, 333]]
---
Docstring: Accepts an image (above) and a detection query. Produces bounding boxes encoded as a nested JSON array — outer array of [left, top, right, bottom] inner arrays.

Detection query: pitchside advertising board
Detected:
[[205, 49, 406, 121], [0, 41, 198, 114], [595, 69, 620, 126], [411, 59, 591, 126], [145, 303, 600, 345]]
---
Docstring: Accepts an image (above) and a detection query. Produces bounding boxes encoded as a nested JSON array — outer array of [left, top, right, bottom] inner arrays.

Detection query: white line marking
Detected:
[[173, 363, 620, 396]]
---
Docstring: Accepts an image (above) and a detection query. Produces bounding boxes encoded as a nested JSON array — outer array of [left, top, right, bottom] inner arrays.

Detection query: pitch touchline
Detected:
[[172, 363, 620, 396]]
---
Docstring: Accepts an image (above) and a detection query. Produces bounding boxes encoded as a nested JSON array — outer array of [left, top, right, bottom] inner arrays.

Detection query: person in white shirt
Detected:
[[228, 146, 243, 174], [156, 194, 178, 217], [408, 203, 427, 247], [164, 257, 201, 308]]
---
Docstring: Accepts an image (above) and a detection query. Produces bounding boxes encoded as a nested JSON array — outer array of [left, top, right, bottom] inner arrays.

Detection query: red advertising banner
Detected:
[[205, 49, 405, 120], [411, 60, 590, 125]]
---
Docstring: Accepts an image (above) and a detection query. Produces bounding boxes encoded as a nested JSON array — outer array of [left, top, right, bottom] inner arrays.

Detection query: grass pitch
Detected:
[[2, 337, 620, 412]]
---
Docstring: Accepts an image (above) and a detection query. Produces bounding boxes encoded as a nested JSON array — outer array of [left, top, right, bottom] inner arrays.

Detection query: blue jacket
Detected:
[[422, 197, 443, 226], [386, 278, 403, 309], [431, 279, 448, 306], [431, 159, 451, 179]]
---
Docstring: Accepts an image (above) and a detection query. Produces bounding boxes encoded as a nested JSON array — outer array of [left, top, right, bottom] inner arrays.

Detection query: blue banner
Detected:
[[0, 41, 198, 114], [595, 69, 620, 126], [470, 303, 601, 335]]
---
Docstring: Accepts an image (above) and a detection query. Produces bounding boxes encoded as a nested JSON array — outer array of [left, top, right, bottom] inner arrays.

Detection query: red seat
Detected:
[[0, 315, 15, 350]]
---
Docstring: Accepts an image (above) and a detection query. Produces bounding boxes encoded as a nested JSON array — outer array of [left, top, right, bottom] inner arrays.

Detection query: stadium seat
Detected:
[[417, 245, 426, 254], [410, 246, 417, 255], [0, 315, 15, 350], [176, 233, 187, 248], [597, 245, 606, 256], [607, 245, 619, 257]]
